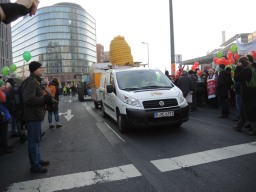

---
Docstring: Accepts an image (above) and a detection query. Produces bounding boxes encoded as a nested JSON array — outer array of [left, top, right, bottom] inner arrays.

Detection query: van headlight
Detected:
[[179, 91, 185, 103], [123, 95, 142, 107]]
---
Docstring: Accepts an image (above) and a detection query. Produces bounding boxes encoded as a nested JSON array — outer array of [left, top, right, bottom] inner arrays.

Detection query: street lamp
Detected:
[[142, 42, 149, 67]]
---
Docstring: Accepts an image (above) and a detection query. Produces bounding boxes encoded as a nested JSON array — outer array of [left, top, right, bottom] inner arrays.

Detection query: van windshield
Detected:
[[116, 70, 173, 90]]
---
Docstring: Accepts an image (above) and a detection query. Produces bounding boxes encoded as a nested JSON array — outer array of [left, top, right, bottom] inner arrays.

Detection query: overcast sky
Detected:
[[11, 0, 256, 72]]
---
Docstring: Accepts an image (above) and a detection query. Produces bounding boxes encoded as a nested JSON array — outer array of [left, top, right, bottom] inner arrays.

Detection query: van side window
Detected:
[[110, 73, 115, 85]]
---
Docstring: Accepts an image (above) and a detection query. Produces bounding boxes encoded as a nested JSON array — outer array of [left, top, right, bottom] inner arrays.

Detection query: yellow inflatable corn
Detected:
[[110, 35, 134, 66]]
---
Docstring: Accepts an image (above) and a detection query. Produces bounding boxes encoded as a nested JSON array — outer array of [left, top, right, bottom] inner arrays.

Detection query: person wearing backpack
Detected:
[[234, 56, 256, 135], [46, 77, 62, 129], [21, 62, 52, 173], [0, 80, 15, 155]]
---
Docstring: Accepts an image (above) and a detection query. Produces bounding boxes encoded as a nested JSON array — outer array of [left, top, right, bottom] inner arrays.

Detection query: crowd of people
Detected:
[[166, 54, 256, 136], [63, 84, 77, 97]]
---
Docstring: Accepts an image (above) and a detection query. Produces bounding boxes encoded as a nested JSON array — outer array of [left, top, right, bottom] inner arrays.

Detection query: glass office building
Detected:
[[12, 2, 97, 84]]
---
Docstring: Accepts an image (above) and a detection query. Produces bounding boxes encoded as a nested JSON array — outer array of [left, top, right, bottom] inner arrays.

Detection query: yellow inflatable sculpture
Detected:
[[110, 35, 134, 66]]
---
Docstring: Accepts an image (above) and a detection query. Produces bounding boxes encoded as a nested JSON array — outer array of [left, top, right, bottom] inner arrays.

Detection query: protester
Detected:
[[47, 77, 62, 129], [0, 0, 40, 24], [225, 67, 235, 113], [3, 82, 11, 93], [0, 80, 14, 155], [188, 70, 197, 111], [233, 81, 241, 121], [241, 54, 256, 130], [234, 56, 256, 135], [71, 83, 76, 97], [63, 86, 67, 96], [216, 64, 229, 118], [207, 69, 218, 108], [21, 61, 52, 173], [177, 70, 193, 98], [165, 70, 171, 80]]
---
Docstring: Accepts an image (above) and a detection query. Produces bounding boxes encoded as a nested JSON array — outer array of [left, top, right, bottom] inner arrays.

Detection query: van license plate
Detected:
[[154, 111, 174, 118]]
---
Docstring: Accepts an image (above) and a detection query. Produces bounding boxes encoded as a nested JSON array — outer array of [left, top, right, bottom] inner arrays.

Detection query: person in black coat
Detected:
[[233, 81, 241, 121], [177, 70, 193, 98], [233, 56, 256, 135], [47, 77, 63, 129], [189, 70, 197, 111], [216, 64, 230, 118]]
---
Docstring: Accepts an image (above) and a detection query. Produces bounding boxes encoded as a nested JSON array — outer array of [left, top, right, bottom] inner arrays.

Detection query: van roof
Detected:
[[105, 67, 160, 73]]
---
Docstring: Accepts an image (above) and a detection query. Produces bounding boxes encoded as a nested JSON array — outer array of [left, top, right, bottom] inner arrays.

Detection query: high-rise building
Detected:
[[0, 0, 13, 69], [96, 44, 104, 63], [11, 3, 97, 85]]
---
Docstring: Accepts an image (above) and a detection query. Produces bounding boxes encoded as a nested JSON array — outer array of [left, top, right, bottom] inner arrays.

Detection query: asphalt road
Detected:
[[1, 95, 256, 192]]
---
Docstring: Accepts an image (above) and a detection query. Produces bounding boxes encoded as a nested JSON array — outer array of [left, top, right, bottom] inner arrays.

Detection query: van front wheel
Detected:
[[117, 113, 128, 133]]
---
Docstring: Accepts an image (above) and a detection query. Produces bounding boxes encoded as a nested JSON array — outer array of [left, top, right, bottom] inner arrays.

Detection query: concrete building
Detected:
[[11, 2, 97, 85], [97, 44, 104, 63], [103, 51, 111, 62], [0, 0, 13, 69]]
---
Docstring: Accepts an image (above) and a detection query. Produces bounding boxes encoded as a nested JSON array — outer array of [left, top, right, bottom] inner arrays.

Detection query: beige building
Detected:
[[103, 51, 111, 62], [248, 31, 256, 42], [97, 44, 104, 63]]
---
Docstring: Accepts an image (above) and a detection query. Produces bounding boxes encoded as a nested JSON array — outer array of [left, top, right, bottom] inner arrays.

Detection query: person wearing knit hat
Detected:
[[216, 63, 230, 118], [20, 61, 52, 173]]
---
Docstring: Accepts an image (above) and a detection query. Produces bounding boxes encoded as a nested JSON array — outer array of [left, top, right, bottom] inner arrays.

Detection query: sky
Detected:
[[11, 0, 256, 73]]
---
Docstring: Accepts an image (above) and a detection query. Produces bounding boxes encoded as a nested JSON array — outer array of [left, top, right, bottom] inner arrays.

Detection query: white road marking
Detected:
[[59, 109, 74, 121], [104, 122, 125, 142], [151, 141, 256, 172], [82, 102, 87, 107], [7, 164, 141, 192]]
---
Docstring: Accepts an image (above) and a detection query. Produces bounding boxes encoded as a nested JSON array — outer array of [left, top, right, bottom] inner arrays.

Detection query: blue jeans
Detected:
[[48, 111, 59, 124], [27, 121, 44, 170], [11, 114, 18, 134], [236, 94, 242, 119]]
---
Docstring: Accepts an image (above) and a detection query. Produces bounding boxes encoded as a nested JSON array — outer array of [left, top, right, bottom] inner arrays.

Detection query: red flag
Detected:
[[174, 63, 186, 82]]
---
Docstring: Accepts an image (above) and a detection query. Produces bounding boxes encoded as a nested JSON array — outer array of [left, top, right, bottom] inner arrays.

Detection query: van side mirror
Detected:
[[107, 84, 114, 93]]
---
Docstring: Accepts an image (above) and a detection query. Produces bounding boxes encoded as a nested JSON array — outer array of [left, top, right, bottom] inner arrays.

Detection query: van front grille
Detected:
[[143, 99, 178, 109]]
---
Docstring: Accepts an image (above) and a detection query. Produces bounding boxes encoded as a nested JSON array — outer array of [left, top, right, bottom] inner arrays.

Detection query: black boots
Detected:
[[233, 119, 246, 132]]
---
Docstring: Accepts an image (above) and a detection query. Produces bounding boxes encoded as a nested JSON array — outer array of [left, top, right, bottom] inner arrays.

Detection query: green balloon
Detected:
[[2, 66, 9, 76], [217, 51, 223, 59], [23, 51, 32, 62], [10, 64, 17, 72], [13, 72, 19, 78], [231, 44, 238, 53]]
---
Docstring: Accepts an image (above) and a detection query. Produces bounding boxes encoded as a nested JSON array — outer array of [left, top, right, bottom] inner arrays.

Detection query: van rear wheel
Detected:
[[102, 103, 107, 118], [94, 101, 99, 109], [117, 113, 128, 133]]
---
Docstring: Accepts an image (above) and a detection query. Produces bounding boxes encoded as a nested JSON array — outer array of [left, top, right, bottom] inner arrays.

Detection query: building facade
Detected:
[[11, 2, 97, 85], [0, 0, 13, 70], [103, 51, 110, 62], [248, 31, 256, 43], [96, 44, 104, 63]]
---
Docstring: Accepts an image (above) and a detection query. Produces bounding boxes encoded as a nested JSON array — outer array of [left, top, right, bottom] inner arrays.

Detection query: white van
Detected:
[[99, 68, 189, 133]]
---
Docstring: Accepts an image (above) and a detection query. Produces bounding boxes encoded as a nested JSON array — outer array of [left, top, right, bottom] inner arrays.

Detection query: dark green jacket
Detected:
[[21, 73, 45, 122]]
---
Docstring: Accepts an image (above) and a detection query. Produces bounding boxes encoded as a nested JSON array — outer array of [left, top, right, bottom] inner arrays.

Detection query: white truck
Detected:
[[89, 63, 112, 108]]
